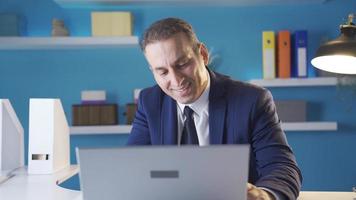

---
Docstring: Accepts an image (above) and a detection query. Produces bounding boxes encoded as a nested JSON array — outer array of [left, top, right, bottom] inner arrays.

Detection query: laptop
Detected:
[[76, 145, 250, 200]]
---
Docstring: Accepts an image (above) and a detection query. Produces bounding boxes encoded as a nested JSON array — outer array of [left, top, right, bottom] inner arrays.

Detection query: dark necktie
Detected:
[[180, 106, 199, 145]]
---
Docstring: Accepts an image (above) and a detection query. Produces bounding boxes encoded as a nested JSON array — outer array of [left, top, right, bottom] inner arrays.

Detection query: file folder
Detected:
[[262, 31, 276, 79], [28, 99, 69, 174], [0, 99, 24, 172], [277, 30, 291, 78], [293, 30, 308, 77]]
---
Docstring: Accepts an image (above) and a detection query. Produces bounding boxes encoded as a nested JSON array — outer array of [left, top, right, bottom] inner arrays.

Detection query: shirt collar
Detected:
[[177, 71, 210, 117]]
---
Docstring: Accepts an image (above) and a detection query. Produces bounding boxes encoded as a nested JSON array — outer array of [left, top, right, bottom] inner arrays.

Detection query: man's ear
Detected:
[[199, 43, 209, 66]]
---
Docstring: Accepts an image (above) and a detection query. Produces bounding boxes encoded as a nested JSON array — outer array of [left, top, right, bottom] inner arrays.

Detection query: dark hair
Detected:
[[140, 17, 200, 51]]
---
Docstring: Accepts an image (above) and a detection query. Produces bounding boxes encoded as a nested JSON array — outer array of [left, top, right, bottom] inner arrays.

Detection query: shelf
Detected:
[[70, 125, 132, 135], [0, 36, 139, 50], [282, 121, 337, 131], [54, 0, 326, 7], [70, 121, 337, 135], [249, 77, 337, 87]]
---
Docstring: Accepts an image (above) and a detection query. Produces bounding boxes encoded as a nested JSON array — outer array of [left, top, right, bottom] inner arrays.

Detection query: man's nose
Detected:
[[169, 70, 183, 87]]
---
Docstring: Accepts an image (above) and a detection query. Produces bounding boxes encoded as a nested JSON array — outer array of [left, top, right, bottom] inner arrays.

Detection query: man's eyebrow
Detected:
[[151, 54, 189, 71], [152, 66, 166, 71], [173, 55, 189, 65]]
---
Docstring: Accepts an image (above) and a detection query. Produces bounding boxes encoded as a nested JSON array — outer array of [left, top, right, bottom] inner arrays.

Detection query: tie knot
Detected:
[[183, 106, 194, 118]]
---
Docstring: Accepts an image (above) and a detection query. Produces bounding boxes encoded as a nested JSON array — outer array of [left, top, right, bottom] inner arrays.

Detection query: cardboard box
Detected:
[[125, 103, 137, 125], [91, 12, 133, 36]]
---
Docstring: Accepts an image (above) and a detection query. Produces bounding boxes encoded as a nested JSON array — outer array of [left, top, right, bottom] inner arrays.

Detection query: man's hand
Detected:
[[247, 183, 276, 200]]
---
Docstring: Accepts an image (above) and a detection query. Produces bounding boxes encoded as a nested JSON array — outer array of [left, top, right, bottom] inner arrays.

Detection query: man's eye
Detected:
[[178, 63, 186, 68], [159, 71, 168, 76], [177, 61, 189, 68]]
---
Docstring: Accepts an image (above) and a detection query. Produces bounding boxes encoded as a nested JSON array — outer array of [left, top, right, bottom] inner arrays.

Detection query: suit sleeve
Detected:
[[126, 91, 151, 145], [250, 89, 302, 200]]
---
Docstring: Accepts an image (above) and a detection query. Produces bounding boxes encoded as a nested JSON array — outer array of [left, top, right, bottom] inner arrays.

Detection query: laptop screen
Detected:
[[77, 145, 250, 200]]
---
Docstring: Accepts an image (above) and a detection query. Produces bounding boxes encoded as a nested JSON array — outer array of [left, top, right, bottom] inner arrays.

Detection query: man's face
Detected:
[[144, 33, 209, 104]]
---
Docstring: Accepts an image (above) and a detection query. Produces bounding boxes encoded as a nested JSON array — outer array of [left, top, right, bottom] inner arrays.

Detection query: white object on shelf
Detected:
[[81, 90, 106, 101], [54, 0, 326, 7], [282, 121, 337, 131], [0, 36, 139, 50], [249, 77, 337, 87], [70, 125, 132, 135]]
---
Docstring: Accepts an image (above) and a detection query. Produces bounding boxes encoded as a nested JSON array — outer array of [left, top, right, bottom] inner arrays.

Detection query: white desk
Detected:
[[0, 166, 355, 200], [0, 166, 82, 200]]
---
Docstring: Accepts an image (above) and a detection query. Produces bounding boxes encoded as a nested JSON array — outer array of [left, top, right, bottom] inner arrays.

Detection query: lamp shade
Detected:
[[311, 17, 356, 74]]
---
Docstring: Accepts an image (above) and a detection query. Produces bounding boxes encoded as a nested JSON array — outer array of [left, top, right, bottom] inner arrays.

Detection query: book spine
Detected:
[[277, 30, 291, 78], [262, 31, 276, 79], [293, 30, 308, 77]]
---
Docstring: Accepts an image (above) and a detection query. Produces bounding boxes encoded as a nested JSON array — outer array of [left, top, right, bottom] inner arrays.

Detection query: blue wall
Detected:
[[1, 0, 355, 191]]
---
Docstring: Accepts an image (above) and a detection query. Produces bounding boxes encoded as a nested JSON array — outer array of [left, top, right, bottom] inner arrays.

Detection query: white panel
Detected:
[[0, 99, 24, 172], [28, 99, 69, 174], [249, 77, 337, 87], [54, 0, 326, 7], [53, 100, 70, 173], [70, 125, 132, 135], [0, 37, 139, 50], [282, 122, 337, 131]]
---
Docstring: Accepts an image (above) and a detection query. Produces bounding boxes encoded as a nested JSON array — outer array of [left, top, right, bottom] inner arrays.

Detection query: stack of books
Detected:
[[72, 90, 118, 126]]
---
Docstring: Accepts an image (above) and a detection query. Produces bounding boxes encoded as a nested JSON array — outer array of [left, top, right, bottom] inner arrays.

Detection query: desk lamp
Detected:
[[311, 14, 356, 74]]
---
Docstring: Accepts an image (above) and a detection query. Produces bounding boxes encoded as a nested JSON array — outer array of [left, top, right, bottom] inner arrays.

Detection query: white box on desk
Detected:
[[0, 99, 24, 172], [28, 98, 69, 174]]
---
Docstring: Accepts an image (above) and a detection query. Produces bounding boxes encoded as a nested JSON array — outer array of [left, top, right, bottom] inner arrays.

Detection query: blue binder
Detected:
[[292, 30, 308, 77]]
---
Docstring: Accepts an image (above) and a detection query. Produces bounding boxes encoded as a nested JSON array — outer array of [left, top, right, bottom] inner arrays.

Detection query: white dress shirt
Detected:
[[177, 73, 210, 146]]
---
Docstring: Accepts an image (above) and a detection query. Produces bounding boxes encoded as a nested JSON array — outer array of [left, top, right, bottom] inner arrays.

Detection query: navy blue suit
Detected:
[[127, 70, 302, 200]]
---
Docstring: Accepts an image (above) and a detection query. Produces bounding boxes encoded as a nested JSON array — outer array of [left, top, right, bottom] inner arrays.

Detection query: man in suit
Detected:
[[127, 17, 302, 200]]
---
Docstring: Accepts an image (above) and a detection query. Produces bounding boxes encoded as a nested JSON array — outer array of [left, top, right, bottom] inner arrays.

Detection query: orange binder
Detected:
[[277, 30, 291, 78]]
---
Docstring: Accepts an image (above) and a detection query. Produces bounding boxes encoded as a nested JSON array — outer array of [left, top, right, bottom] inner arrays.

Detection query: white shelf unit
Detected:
[[54, 0, 326, 7], [0, 36, 139, 50], [282, 122, 337, 132], [249, 77, 337, 87], [69, 122, 337, 135], [70, 125, 132, 135]]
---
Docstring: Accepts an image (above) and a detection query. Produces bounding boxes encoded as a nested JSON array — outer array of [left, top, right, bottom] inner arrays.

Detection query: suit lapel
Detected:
[[161, 95, 178, 145], [208, 70, 227, 144]]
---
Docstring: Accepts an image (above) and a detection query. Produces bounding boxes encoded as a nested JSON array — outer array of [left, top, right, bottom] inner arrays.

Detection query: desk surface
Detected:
[[0, 167, 355, 200]]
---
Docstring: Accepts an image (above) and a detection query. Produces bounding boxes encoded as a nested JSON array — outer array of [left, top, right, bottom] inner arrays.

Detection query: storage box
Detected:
[[72, 104, 118, 126], [275, 100, 307, 122], [91, 12, 133, 36], [0, 14, 25, 36], [125, 103, 137, 125]]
